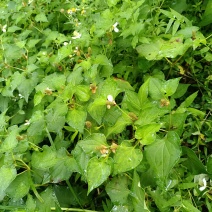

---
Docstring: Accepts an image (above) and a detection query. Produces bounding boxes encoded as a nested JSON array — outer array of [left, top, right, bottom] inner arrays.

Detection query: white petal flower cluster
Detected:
[[194, 174, 209, 191], [112, 22, 119, 33], [2, 25, 7, 33], [107, 95, 116, 109], [72, 31, 81, 39]]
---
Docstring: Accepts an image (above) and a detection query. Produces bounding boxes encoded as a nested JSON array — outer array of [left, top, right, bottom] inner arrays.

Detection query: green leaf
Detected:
[[165, 18, 174, 34], [45, 98, 68, 132], [113, 145, 143, 175], [36, 187, 55, 211], [162, 77, 181, 97], [182, 147, 206, 174], [131, 171, 149, 212], [182, 200, 201, 212], [31, 146, 58, 170], [145, 132, 181, 180], [135, 124, 161, 145], [87, 157, 112, 194], [54, 45, 72, 63], [107, 0, 119, 7], [78, 133, 108, 155], [135, 106, 168, 127], [177, 91, 198, 109], [138, 79, 149, 107], [75, 85, 90, 102], [50, 149, 78, 183], [6, 171, 30, 200], [207, 155, 212, 174], [88, 97, 106, 124], [172, 83, 190, 98], [0, 110, 8, 131], [94, 55, 112, 66], [27, 110, 46, 143], [199, 0, 212, 26], [72, 145, 90, 178], [7, 25, 22, 32], [2, 71, 24, 97], [26, 194, 36, 212], [35, 13, 48, 22], [27, 39, 41, 49], [172, 20, 180, 35], [162, 113, 187, 136], [122, 91, 141, 113], [34, 91, 44, 106], [136, 38, 191, 60], [106, 113, 132, 137], [66, 109, 87, 133], [17, 72, 39, 102], [36, 73, 66, 92], [106, 175, 130, 205], [0, 166, 17, 201], [3, 44, 23, 62], [148, 78, 163, 100], [148, 188, 170, 211], [46, 112, 66, 133], [97, 78, 119, 98], [0, 126, 19, 153]]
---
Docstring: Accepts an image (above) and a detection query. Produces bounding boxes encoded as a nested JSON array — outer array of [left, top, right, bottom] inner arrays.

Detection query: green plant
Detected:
[[0, 0, 211, 211]]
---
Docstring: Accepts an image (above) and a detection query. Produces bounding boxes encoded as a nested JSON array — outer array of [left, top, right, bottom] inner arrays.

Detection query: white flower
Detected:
[[63, 41, 71, 46], [107, 95, 114, 102], [199, 178, 207, 191], [112, 22, 119, 33], [107, 95, 116, 109], [2, 25, 7, 33], [72, 31, 81, 39], [67, 8, 79, 15], [194, 174, 208, 191], [24, 120, 30, 126], [18, 94, 23, 98]]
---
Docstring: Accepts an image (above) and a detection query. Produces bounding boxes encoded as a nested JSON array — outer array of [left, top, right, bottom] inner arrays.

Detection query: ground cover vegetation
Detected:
[[0, 0, 212, 211]]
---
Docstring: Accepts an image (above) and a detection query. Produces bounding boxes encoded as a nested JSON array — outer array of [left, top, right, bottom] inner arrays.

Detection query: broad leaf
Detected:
[[106, 113, 132, 137], [207, 155, 212, 174], [0, 126, 19, 153], [72, 145, 90, 178], [106, 175, 130, 205], [88, 98, 106, 124], [31, 146, 58, 170], [87, 157, 112, 194], [0, 166, 17, 201], [135, 106, 168, 127], [6, 171, 30, 200], [113, 145, 143, 175], [66, 109, 87, 133], [135, 124, 161, 145], [148, 78, 163, 100], [131, 171, 149, 212], [78, 133, 108, 156], [138, 79, 149, 107], [35, 13, 48, 22], [145, 132, 181, 180], [182, 147, 206, 174], [162, 78, 181, 97], [50, 148, 78, 183], [75, 85, 90, 102], [122, 90, 141, 113], [177, 91, 198, 109]]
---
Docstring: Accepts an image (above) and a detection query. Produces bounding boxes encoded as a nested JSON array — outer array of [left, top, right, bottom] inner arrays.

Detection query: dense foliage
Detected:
[[0, 0, 211, 211]]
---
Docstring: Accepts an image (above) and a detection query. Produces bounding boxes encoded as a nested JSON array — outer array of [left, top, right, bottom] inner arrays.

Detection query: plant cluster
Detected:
[[0, 0, 211, 211]]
